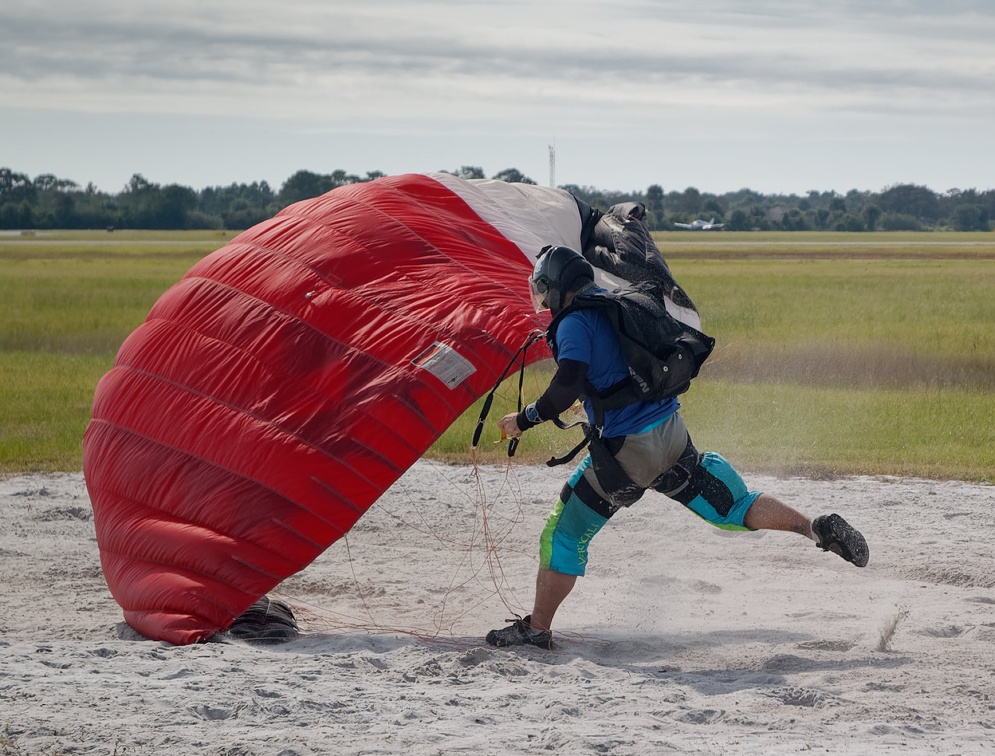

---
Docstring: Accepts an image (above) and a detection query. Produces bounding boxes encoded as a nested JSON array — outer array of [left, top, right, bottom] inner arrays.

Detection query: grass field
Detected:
[[1, 229, 993, 481]]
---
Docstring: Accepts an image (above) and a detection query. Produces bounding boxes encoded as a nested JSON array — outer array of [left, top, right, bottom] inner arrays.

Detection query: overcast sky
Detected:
[[3, 0, 994, 196]]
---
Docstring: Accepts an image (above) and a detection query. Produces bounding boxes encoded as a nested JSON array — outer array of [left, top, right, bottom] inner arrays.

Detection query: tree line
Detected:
[[1, 165, 991, 232]]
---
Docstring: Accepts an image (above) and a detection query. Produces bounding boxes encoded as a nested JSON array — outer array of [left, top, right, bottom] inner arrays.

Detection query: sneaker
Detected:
[[485, 615, 553, 649], [812, 513, 869, 568]]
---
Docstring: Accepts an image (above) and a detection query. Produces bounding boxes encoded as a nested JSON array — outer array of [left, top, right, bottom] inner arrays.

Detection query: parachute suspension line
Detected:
[[474, 458, 535, 621], [465, 330, 549, 620], [269, 461, 526, 648], [471, 330, 545, 462]]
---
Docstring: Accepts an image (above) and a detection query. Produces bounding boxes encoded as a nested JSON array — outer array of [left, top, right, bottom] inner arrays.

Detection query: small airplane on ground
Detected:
[[673, 218, 725, 231]]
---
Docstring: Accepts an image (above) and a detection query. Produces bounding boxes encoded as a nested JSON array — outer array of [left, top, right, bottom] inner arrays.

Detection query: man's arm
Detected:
[[497, 358, 588, 438]]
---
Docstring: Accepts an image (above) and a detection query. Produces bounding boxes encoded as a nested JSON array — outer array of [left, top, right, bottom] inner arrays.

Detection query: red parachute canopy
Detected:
[[83, 173, 583, 644]]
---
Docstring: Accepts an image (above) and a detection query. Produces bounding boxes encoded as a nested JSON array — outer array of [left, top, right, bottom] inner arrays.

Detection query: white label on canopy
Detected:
[[412, 342, 477, 389]]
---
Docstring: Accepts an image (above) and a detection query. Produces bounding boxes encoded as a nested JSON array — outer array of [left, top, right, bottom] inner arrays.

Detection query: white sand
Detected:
[[2, 461, 994, 754]]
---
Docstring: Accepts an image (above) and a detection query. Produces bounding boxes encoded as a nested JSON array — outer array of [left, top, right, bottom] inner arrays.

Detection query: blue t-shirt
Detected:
[[555, 306, 677, 438]]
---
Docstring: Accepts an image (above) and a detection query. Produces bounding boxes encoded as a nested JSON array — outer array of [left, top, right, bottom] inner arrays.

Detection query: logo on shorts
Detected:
[[576, 525, 600, 565]]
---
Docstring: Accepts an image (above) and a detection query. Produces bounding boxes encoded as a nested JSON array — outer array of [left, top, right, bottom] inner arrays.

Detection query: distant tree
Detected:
[[726, 188, 765, 211], [846, 189, 870, 215], [124, 174, 155, 194], [953, 205, 990, 232], [863, 204, 882, 231], [158, 184, 198, 229], [0, 168, 36, 204], [455, 166, 486, 180], [878, 184, 940, 224], [221, 198, 266, 230], [824, 210, 841, 229], [726, 208, 751, 231], [53, 192, 77, 228], [645, 184, 664, 229], [674, 187, 702, 215], [119, 174, 160, 227], [492, 168, 536, 185], [646, 184, 664, 214], [841, 214, 865, 232], [702, 198, 724, 219], [327, 169, 361, 187], [980, 190, 995, 219], [747, 206, 770, 230], [34, 174, 79, 193], [279, 170, 327, 205], [7, 201, 36, 229], [781, 208, 811, 231]]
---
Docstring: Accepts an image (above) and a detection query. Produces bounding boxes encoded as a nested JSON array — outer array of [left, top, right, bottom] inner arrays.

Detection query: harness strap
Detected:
[[545, 425, 594, 467], [471, 330, 545, 457]]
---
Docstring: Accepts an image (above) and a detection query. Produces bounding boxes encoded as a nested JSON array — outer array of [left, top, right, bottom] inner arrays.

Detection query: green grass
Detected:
[[2, 230, 994, 481], [680, 380, 995, 481], [657, 230, 995, 258], [1, 258, 199, 353], [0, 232, 212, 470], [680, 258, 995, 388], [0, 353, 111, 470]]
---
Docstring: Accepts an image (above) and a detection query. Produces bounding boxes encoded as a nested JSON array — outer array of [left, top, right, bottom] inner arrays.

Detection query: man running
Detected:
[[486, 244, 868, 649]]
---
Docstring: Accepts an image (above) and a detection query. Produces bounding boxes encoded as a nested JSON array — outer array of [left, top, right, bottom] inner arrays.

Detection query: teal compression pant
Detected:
[[539, 456, 608, 575]]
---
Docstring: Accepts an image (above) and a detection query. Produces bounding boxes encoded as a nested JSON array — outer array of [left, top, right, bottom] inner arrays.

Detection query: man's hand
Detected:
[[498, 413, 523, 439]]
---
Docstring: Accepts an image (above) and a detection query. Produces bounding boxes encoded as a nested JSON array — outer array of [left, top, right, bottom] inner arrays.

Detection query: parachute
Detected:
[[83, 173, 587, 645]]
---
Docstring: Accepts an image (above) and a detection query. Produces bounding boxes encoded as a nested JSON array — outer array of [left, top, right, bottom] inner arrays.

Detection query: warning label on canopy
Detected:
[[412, 342, 477, 389]]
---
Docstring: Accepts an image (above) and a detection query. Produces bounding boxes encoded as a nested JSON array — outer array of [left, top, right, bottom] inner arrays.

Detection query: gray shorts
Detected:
[[576, 411, 761, 527], [584, 412, 689, 502]]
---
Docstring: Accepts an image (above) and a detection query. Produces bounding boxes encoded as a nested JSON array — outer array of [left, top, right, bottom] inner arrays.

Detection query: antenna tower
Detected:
[[548, 144, 556, 188]]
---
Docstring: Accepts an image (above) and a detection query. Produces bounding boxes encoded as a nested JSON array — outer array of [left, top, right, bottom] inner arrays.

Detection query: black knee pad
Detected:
[[560, 472, 619, 521], [652, 439, 736, 517]]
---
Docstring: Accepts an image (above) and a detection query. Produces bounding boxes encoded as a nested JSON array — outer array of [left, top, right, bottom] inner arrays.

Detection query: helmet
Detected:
[[529, 245, 595, 313]]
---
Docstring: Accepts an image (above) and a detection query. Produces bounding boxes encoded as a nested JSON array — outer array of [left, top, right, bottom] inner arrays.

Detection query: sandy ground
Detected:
[[2, 461, 994, 755]]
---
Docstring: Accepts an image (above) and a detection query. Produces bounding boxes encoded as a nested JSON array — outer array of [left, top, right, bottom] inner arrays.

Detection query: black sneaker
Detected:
[[812, 513, 869, 568], [485, 615, 553, 649]]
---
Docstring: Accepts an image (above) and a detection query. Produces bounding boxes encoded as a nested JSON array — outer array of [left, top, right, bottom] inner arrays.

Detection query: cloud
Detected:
[[2, 0, 994, 192], [4, 0, 993, 119]]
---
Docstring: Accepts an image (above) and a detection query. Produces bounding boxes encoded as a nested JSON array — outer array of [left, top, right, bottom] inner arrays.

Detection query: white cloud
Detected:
[[2, 0, 993, 192]]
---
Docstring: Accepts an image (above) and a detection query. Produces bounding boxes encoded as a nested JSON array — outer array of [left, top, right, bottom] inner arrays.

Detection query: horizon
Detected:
[[5, 164, 989, 201]]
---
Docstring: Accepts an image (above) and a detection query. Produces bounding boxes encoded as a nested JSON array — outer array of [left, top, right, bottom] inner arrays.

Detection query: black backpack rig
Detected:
[[542, 279, 715, 466]]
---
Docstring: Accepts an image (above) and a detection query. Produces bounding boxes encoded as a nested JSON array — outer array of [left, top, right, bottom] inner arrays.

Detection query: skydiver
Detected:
[[485, 244, 869, 649]]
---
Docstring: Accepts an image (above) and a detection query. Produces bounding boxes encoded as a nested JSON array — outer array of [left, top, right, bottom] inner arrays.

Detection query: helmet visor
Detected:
[[528, 274, 549, 312]]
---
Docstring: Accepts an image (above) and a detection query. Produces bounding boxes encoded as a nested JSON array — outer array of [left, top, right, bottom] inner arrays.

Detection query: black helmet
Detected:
[[529, 245, 595, 313]]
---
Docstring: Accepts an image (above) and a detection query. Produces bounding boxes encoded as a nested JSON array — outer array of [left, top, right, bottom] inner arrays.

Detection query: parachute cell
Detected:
[[83, 173, 584, 644]]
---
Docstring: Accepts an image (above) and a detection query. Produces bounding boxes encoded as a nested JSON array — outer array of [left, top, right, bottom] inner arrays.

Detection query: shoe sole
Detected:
[[814, 514, 869, 568]]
